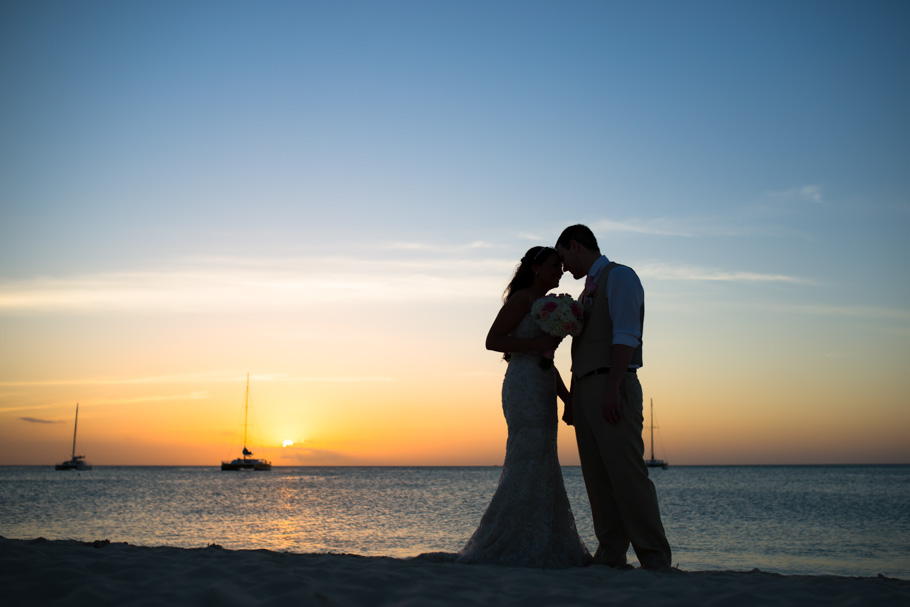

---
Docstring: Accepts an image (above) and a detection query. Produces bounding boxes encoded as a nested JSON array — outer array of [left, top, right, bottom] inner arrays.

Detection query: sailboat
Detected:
[[644, 398, 669, 469], [221, 374, 271, 471], [55, 404, 92, 471]]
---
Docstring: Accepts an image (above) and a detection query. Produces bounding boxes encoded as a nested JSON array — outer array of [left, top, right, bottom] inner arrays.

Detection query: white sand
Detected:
[[2, 537, 907, 606]]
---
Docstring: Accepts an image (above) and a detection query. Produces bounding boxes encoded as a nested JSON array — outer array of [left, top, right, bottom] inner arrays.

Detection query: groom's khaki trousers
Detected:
[[573, 370, 671, 569]]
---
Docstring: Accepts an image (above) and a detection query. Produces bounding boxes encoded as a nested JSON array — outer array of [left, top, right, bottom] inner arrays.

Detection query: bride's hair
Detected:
[[503, 246, 557, 303]]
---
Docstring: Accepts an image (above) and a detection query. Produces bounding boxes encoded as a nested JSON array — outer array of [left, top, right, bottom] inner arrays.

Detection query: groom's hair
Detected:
[[556, 224, 600, 253]]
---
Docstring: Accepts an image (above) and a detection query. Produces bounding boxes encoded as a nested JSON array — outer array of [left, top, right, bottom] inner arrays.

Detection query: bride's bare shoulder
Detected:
[[504, 289, 535, 312]]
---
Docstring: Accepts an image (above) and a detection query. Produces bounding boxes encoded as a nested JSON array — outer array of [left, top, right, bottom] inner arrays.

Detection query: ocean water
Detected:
[[0, 465, 907, 578]]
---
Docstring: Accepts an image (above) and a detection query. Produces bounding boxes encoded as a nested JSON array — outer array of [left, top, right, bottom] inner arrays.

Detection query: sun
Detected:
[[282, 440, 294, 448]]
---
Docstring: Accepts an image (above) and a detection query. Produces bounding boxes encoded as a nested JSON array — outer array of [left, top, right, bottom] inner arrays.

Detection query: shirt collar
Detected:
[[587, 255, 611, 282]]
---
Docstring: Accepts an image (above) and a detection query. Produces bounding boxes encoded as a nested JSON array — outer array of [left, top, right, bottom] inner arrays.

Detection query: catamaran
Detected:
[[221, 374, 271, 471], [55, 403, 92, 471], [644, 398, 668, 469]]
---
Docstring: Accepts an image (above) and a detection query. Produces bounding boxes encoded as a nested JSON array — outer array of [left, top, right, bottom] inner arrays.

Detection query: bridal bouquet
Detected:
[[531, 293, 584, 338], [531, 294, 584, 368]]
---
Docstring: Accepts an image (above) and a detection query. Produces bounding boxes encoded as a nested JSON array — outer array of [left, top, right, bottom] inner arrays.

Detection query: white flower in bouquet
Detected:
[[531, 293, 584, 338]]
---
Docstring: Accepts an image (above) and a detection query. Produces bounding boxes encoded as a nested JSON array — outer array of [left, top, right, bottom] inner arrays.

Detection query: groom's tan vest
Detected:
[[571, 262, 644, 377]]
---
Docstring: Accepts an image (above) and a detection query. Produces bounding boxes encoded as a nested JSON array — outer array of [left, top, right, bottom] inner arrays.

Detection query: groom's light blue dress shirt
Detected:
[[587, 255, 644, 363]]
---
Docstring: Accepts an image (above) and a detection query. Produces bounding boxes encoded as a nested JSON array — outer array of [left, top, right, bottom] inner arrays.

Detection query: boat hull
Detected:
[[56, 458, 92, 471], [221, 459, 271, 471], [645, 459, 669, 470]]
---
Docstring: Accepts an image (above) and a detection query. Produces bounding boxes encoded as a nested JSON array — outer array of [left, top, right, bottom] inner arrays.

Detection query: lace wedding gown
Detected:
[[456, 314, 591, 568]]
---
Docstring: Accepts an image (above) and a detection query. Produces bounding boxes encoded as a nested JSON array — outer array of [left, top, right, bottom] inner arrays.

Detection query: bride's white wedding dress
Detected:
[[457, 314, 591, 568]]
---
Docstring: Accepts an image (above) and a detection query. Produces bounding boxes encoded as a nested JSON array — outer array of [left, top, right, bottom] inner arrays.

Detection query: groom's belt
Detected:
[[581, 367, 637, 377]]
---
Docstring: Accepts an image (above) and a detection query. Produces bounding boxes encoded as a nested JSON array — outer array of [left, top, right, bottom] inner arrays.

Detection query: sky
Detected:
[[1, 0, 908, 466]]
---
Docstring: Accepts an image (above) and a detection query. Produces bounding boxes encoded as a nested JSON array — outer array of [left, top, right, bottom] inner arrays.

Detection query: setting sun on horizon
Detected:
[[1, 2, 908, 468]]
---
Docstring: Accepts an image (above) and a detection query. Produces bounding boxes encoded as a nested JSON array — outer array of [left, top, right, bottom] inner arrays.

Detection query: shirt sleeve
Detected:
[[606, 265, 644, 348]]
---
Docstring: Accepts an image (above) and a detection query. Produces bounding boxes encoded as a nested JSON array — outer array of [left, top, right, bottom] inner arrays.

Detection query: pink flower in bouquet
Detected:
[[539, 300, 558, 319]]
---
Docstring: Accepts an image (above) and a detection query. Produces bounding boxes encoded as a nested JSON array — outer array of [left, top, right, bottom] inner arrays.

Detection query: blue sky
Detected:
[[1, 1, 908, 465]]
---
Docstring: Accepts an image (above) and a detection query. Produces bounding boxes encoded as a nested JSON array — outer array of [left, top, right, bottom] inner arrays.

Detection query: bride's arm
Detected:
[[485, 291, 557, 354]]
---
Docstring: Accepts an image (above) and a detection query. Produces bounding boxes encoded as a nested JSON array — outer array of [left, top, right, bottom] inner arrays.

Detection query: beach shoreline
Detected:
[[2, 536, 908, 606]]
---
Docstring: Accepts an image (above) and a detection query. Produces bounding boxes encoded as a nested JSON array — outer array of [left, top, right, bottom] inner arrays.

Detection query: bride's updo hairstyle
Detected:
[[503, 246, 557, 303]]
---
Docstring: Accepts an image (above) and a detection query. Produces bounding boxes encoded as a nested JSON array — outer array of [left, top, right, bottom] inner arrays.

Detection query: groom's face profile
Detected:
[[556, 242, 584, 280]]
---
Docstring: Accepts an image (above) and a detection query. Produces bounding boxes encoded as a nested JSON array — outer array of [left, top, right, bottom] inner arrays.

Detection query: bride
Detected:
[[457, 246, 591, 568]]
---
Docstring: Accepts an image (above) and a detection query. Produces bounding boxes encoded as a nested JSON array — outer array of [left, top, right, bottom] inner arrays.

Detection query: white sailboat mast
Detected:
[[243, 373, 250, 455], [649, 399, 655, 461], [72, 403, 79, 459]]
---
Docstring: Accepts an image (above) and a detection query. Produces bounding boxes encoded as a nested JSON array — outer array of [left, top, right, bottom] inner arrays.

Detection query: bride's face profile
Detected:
[[534, 253, 563, 291]]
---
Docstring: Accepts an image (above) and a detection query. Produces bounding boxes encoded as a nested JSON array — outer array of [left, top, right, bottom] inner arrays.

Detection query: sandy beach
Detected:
[[2, 537, 907, 606]]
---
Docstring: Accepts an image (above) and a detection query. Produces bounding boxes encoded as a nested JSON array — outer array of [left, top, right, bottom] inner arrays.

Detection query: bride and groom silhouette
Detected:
[[455, 224, 672, 570]]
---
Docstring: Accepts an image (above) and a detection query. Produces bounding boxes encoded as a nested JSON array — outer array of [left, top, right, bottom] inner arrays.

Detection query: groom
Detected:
[[556, 224, 672, 571]]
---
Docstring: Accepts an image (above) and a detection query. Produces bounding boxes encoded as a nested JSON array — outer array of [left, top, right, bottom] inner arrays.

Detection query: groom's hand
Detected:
[[562, 397, 574, 426], [601, 387, 622, 425]]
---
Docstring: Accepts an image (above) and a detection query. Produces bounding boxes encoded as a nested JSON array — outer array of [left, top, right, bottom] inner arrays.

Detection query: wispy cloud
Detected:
[[0, 372, 394, 388], [0, 255, 514, 315], [0, 392, 210, 414], [384, 241, 437, 251], [0, 393, 211, 412], [0, 248, 825, 320], [769, 185, 825, 204], [639, 262, 814, 285], [0, 372, 241, 387], [588, 215, 780, 239], [593, 218, 695, 237], [778, 304, 910, 321], [383, 240, 502, 252], [87, 392, 212, 405], [581, 185, 828, 241], [283, 376, 394, 383]]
